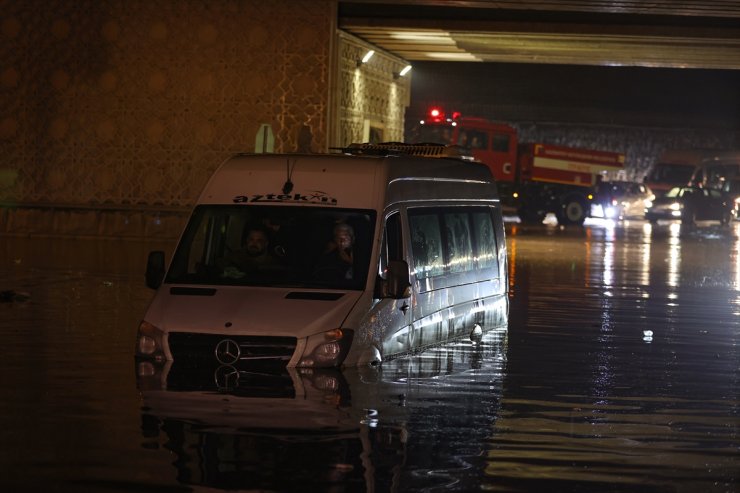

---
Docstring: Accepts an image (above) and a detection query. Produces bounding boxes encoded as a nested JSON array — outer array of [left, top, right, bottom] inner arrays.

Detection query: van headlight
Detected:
[[298, 329, 354, 368], [136, 321, 166, 362]]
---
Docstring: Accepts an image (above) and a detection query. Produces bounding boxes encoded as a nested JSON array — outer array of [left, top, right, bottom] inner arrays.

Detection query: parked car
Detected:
[[645, 186, 733, 225], [591, 181, 654, 220]]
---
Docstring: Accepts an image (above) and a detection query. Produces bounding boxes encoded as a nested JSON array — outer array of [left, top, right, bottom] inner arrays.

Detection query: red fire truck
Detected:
[[410, 108, 625, 225]]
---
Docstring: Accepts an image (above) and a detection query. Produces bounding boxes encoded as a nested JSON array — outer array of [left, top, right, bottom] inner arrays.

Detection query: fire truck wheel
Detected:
[[557, 198, 587, 225]]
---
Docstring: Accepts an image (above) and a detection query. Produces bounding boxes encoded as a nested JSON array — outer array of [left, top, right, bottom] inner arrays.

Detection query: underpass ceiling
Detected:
[[338, 1, 740, 69]]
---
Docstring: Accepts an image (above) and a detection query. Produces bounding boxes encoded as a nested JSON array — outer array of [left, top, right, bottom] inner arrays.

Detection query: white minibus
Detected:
[[136, 144, 508, 377]]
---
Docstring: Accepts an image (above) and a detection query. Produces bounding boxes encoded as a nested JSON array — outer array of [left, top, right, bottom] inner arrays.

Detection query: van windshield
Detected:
[[165, 205, 376, 290]]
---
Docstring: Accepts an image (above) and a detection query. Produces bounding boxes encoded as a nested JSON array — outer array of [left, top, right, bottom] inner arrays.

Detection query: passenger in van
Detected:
[[218, 225, 277, 278], [313, 223, 355, 282]]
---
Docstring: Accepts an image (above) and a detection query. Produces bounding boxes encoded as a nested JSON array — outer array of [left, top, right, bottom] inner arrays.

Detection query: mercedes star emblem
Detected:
[[215, 338, 241, 365]]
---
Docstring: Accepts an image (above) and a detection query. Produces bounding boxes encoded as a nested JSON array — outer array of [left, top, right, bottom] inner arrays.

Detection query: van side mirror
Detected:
[[378, 260, 411, 299], [145, 251, 166, 290]]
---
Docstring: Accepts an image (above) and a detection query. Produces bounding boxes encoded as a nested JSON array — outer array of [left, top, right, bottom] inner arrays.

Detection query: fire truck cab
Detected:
[[410, 107, 625, 225], [415, 109, 519, 183]]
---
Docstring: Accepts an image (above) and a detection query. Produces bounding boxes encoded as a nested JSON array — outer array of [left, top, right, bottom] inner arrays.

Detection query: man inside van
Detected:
[[219, 225, 276, 279], [313, 223, 355, 282]]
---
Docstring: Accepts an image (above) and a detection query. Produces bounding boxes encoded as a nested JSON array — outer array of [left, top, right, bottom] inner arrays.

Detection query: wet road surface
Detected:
[[1, 218, 738, 492]]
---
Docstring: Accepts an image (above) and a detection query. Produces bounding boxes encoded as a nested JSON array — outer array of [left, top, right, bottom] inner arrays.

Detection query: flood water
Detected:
[[1, 218, 738, 492]]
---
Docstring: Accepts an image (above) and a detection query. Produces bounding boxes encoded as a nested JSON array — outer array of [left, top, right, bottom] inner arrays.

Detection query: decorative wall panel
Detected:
[[0, 0, 335, 236], [336, 31, 411, 147]]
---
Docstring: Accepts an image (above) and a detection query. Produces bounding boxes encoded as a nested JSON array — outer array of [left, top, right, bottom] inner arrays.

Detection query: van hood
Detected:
[[147, 286, 363, 338]]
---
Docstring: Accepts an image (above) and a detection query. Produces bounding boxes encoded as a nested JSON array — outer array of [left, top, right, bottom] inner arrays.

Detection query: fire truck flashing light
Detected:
[[420, 107, 462, 125]]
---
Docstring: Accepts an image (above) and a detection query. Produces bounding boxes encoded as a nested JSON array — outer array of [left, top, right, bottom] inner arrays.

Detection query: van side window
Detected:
[[442, 212, 473, 273], [379, 212, 403, 277], [386, 212, 403, 262], [409, 213, 444, 279], [409, 207, 499, 280], [472, 211, 498, 274]]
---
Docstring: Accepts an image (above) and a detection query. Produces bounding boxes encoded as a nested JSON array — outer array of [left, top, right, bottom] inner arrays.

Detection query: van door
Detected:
[[376, 211, 413, 357]]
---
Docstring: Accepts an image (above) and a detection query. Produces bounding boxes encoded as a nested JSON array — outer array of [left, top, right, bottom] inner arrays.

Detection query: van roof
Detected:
[[197, 149, 499, 208], [338, 142, 473, 160]]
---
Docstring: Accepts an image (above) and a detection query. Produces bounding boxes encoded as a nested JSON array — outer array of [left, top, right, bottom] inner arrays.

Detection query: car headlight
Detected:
[[644, 200, 653, 208], [669, 202, 682, 211], [136, 320, 166, 362], [298, 329, 354, 368]]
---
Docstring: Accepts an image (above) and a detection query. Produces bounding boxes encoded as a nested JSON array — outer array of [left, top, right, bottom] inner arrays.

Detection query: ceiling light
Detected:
[[393, 64, 412, 79], [357, 49, 375, 67]]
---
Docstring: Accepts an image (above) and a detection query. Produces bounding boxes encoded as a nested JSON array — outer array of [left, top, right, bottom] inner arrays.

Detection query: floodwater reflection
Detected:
[[504, 219, 738, 493], [138, 329, 508, 492], [1, 222, 738, 492]]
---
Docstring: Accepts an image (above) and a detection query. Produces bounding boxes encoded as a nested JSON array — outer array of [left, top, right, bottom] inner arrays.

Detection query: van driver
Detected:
[[219, 226, 276, 278]]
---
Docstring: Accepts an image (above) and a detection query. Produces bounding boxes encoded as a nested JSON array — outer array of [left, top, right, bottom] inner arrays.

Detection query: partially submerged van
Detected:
[[136, 143, 508, 376]]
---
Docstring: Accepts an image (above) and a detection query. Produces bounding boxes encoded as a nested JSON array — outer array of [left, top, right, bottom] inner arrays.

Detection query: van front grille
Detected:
[[168, 332, 297, 370]]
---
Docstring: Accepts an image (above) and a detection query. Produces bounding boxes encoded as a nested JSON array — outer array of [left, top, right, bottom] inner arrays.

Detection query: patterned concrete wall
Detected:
[[0, 1, 411, 238], [335, 31, 411, 147], [0, 0, 339, 237]]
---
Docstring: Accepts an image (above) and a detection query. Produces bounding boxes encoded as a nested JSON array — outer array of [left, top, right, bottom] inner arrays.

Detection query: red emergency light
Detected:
[[428, 107, 444, 122], [426, 107, 462, 123]]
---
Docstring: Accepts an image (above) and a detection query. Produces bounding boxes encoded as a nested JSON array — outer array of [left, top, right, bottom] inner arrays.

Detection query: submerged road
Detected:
[[1, 218, 738, 492]]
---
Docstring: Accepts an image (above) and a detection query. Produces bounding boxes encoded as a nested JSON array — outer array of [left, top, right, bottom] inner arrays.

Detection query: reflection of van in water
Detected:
[[137, 329, 507, 490], [136, 144, 509, 372]]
